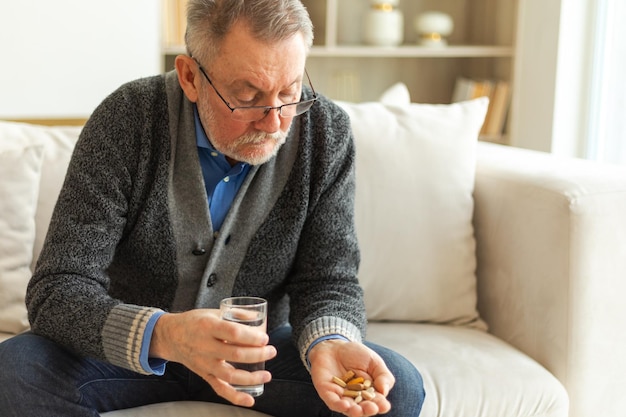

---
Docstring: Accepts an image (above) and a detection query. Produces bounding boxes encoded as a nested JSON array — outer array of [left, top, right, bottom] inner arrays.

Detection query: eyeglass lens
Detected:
[[230, 99, 316, 122]]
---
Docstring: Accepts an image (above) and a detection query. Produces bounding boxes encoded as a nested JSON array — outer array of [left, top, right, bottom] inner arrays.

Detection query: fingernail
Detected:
[[268, 346, 277, 357]]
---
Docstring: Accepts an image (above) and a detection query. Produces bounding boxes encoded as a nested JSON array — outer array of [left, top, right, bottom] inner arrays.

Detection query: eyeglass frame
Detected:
[[191, 56, 318, 122]]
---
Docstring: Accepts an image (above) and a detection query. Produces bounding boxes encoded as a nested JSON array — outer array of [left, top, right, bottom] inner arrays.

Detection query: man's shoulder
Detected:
[[93, 74, 169, 121], [294, 90, 355, 168], [305, 91, 350, 129], [114, 73, 168, 98], [83, 74, 170, 151]]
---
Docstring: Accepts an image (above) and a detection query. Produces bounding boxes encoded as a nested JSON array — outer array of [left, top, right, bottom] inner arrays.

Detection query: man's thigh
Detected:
[[0, 332, 190, 416]]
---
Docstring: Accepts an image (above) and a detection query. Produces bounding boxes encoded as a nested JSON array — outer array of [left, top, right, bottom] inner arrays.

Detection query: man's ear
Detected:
[[175, 55, 200, 103]]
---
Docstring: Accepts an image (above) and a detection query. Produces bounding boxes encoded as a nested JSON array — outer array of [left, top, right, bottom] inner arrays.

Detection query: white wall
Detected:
[[509, 0, 562, 154], [0, 0, 161, 118], [551, 0, 597, 158], [511, 0, 602, 158]]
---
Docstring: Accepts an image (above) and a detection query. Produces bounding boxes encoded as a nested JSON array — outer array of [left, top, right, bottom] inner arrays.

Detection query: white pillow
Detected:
[[337, 98, 489, 327], [0, 143, 45, 334], [0, 121, 82, 269], [378, 82, 411, 105]]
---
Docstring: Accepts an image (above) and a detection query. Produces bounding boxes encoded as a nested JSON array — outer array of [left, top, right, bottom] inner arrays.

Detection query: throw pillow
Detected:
[[378, 82, 411, 105], [337, 98, 489, 328], [0, 143, 45, 334], [0, 121, 82, 269]]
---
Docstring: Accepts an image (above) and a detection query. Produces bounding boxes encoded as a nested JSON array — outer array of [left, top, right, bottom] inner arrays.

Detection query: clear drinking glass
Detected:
[[219, 296, 268, 397]]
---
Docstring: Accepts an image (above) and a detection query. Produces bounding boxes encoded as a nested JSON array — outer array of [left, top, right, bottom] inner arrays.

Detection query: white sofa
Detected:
[[2, 93, 626, 417]]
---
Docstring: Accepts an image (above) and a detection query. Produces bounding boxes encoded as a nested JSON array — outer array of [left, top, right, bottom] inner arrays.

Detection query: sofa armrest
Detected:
[[473, 142, 626, 417]]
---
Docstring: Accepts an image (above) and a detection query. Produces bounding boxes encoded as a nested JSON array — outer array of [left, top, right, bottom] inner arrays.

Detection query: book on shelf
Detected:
[[452, 77, 511, 139], [163, 0, 188, 47]]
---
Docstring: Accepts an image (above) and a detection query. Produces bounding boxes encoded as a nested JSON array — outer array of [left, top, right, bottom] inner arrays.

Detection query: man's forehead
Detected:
[[212, 53, 306, 91], [222, 69, 303, 93], [214, 22, 307, 70]]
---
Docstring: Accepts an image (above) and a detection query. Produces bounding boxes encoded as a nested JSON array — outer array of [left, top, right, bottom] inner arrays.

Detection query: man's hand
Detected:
[[308, 339, 395, 417], [149, 310, 277, 407]]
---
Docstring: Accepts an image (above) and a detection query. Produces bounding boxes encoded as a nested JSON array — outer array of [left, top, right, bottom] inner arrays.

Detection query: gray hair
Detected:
[[185, 0, 314, 63]]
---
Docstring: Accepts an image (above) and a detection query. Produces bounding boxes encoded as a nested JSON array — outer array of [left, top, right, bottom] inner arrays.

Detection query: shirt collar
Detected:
[[193, 105, 213, 150], [193, 105, 250, 172]]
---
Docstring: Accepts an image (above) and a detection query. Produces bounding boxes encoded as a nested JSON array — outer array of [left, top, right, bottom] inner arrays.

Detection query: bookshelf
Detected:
[[162, 0, 518, 144]]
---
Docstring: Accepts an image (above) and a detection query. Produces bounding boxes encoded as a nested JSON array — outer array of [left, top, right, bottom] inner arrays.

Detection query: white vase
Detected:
[[414, 11, 454, 47], [363, 1, 404, 47]]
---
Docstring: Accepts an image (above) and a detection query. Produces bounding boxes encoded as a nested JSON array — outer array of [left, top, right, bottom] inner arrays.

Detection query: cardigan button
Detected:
[[207, 273, 218, 287], [192, 248, 206, 256]]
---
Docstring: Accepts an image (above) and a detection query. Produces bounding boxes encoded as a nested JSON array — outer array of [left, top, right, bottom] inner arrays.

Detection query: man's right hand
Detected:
[[149, 309, 277, 407]]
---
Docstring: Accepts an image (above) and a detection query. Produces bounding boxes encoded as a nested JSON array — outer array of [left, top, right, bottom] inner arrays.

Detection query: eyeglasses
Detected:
[[192, 57, 318, 123]]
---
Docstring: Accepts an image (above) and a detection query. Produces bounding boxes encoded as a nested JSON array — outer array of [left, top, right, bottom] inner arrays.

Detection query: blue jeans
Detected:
[[0, 326, 424, 417]]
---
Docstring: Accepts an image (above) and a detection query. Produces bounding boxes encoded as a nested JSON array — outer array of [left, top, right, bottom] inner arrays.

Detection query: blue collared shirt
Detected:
[[193, 106, 251, 231]]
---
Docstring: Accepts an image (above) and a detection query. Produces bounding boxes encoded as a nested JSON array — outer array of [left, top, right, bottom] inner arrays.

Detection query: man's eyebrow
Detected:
[[232, 77, 302, 92]]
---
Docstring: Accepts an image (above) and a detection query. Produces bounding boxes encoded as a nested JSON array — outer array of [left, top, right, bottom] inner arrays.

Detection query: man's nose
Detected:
[[253, 106, 282, 133]]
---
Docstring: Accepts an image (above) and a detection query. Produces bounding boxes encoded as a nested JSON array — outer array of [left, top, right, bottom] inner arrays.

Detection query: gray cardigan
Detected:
[[27, 71, 365, 373]]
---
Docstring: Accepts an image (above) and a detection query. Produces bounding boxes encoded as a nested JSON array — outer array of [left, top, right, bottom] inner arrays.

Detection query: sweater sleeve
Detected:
[[298, 317, 362, 369], [26, 76, 175, 371], [287, 97, 367, 364], [102, 305, 165, 374]]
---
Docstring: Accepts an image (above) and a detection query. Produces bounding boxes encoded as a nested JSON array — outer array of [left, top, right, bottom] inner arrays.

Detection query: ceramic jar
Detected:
[[363, 0, 404, 46]]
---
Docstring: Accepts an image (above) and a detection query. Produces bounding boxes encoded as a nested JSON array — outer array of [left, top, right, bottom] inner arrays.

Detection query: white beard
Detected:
[[201, 104, 289, 165]]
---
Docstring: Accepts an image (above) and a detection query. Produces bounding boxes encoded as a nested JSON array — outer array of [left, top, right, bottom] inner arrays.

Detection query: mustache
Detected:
[[238, 130, 287, 145]]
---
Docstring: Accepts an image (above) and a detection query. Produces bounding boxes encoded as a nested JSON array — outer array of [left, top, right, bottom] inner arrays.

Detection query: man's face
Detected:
[[195, 22, 308, 165]]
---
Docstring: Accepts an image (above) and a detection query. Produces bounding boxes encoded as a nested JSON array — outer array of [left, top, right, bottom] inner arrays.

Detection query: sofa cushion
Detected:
[[102, 401, 272, 417], [0, 121, 82, 334], [337, 98, 488, 327], [0, 141, 44, 334], [366, 323, 569, 416], [101, 324, 569, 417]]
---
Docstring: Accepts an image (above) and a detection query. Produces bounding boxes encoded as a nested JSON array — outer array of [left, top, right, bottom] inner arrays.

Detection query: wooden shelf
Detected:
[[309, 45, 514, 59], [163, 44, 514, 59]]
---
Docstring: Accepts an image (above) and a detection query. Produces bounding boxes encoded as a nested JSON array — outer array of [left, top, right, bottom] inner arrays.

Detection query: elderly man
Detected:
[[0, 1, 424, 416]]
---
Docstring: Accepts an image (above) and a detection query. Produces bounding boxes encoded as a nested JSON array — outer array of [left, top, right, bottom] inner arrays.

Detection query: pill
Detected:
[[343, 389, 361, 398], [332, 376, 347, 387], [341, 370, 356, 382], [331, 370, 377, 402], [347, 376, 365, 385], [362, 389, 376, 401]]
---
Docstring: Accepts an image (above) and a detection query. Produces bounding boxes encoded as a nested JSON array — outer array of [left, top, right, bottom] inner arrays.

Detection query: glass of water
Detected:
[[220, 296, 268, 397]]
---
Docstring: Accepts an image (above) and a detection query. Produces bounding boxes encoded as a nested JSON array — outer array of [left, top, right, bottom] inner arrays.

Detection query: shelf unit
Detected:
[[300, 0, 518, 143]]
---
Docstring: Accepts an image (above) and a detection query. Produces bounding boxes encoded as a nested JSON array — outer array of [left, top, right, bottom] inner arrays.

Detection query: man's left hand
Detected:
[[308, 339, 394, 417]]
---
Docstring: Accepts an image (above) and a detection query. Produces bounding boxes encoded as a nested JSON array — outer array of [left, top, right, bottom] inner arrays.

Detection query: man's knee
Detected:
[[365, 342, 425, 415], [0, 333, 60, 411], [0, 333, 43, 378], [0, 332, 78, 389]]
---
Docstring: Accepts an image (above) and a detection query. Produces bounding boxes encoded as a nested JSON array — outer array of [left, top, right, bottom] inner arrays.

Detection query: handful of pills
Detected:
[[331, 370, 377, 403]]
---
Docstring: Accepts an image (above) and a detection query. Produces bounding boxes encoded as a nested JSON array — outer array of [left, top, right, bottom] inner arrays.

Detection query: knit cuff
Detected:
[[297, 316, 363, 371], [101, 304, 164, 374]]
